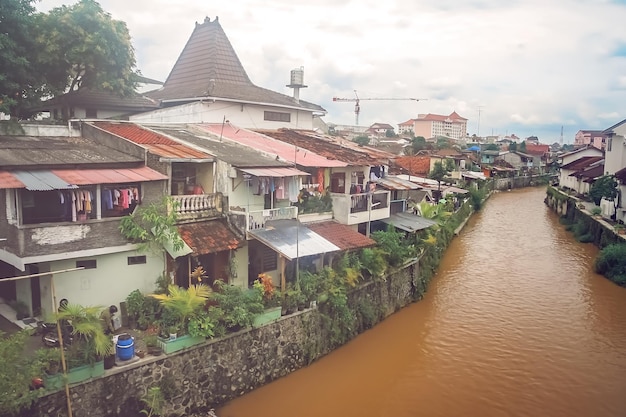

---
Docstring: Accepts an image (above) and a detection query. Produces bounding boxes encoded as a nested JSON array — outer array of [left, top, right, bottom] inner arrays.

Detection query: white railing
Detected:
[[248, 206, 298, 230], [171, 194, 222, 220]]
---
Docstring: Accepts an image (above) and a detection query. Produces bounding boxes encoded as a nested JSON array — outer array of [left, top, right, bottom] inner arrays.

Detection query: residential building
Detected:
[[559, 156, 604, 195], [502, 151, 534, 172], [0, 131, 168, 319], [602, 120, 626, 222], [409, 112, 468, 140], [131, 17, 325, 130], [574, 130, 608, 150]]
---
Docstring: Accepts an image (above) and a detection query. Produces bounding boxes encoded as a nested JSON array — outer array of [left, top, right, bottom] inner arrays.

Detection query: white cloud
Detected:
[[35, 0, 626, 140]]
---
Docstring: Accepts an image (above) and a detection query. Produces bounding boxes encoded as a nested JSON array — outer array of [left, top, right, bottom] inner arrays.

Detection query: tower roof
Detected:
[[147, 17, 324, 113]]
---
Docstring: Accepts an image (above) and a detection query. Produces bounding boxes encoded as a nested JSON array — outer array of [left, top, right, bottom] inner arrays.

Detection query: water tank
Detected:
[[289, 67, 305, 87]]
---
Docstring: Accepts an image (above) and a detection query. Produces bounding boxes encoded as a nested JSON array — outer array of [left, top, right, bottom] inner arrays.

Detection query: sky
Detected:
[[36, 0, 626, 143]]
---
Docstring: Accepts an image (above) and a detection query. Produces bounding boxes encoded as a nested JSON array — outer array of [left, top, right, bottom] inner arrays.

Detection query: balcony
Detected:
[[331, 190, 391, 225], [171, 193, 223, 222], [228, 206, 298, 237]]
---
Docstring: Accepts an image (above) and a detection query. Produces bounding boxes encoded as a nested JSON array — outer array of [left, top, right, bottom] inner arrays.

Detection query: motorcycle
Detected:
[[38, 321, 74, 348]]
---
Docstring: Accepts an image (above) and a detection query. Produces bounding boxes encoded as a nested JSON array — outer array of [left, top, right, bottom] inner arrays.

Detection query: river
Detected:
[[218, 187, 626, 417]]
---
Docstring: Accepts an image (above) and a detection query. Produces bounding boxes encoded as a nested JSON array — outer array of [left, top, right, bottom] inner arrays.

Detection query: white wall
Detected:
[[48, 250, 164, 316], [130, 101, 316, 130]]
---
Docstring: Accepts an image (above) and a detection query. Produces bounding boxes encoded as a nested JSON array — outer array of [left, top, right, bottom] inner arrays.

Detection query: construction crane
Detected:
[[332, 90, 426, 125]]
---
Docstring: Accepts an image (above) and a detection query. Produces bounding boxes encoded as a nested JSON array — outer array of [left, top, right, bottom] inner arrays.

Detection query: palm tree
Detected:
[[151, 284, 212, 334], [55, 303, 114, 363]]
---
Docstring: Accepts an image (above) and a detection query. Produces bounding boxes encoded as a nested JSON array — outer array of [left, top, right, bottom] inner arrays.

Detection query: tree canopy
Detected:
[[1, 0, 138, 117], [590, 175, 619, 207]]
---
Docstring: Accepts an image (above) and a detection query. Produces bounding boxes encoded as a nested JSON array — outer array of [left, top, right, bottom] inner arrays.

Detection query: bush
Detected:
[[594, 243, 626, 286]]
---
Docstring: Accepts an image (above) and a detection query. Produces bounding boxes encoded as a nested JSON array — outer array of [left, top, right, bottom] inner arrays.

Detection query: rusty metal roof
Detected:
[[254, 128, 395, 166], [306, 221, 375, 251], [92, 122, 213, 160], [197, 124, 348, 168], [375, 175, 421, 190], [240, 167, 310, 177]]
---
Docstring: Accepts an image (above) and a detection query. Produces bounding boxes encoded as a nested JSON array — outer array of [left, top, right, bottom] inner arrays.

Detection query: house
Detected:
[[367, 123, 395, 137], [557, 145, 604, 189], [574, 130, 608, 150], [131, 17, 325, 130], [559, 156, 604, 195], [601, 120, 626, 222], [502, 151, 534, 172], [525, 143, 551, 174], [429, 148, 467, 179], [0, 131, 169, 319], [398, 119, 414, 135], [559, 145, 604, 167], [409, 112, 468, 140]]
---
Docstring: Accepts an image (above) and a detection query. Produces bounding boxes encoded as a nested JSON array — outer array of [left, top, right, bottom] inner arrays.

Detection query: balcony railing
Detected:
[[331, 190, 391, 225], [228, 206, 298, 237], [171, 193, 223, 221]]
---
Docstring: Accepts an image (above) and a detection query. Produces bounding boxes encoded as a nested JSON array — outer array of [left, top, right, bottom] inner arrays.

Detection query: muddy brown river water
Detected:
[[219, 187, 626, 417]]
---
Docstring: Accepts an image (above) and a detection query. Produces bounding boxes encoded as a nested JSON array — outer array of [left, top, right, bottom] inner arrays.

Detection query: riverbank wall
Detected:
[[23, 196, 480, 417], [544, 187, 623, 249]]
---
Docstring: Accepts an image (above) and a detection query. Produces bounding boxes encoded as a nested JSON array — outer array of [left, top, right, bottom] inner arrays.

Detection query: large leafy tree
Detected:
[[0, 0, 42, 116], [2, 0, 138, 118], [429, 160, 452, 201], [36, 0, 137, 97]]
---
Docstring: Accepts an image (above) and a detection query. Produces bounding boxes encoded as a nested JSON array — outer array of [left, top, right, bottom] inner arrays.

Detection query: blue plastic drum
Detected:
[[116, 333, 134, 361]]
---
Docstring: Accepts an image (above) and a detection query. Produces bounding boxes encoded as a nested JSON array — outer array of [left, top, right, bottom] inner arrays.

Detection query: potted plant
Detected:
[[211, 281, 264, 332], [251, 276, 282, 328], [144, 335, 162, 356], [591, 207, 602, 218], [615, 223, 625, 235], [150, 284, 211, 353]]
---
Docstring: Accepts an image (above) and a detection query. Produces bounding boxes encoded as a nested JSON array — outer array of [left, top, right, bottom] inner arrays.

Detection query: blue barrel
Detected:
[[116, 333, 134, 361]]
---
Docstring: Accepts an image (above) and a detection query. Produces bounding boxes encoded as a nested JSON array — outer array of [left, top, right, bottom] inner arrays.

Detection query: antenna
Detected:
[[477, 106, 485, 137], [560, 126, 564, 146]]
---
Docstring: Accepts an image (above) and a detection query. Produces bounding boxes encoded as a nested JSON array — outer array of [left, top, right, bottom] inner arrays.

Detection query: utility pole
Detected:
[[477, 106, 485, 137]]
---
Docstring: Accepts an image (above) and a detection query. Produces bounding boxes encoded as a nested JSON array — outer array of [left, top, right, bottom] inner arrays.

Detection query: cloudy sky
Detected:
[[37, 0, 626, 143]]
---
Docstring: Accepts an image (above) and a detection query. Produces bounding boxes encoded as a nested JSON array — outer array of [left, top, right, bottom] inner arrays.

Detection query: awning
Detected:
[[306, 221, 375, 251], [248, 219, 339, 260], [162, 232, 193, 259], [178, 220, 244, 255], [240, 167, 310, 177], [12, 170, 77, 191], [381, 212, 437, 232], [0, 167, 168, 189]]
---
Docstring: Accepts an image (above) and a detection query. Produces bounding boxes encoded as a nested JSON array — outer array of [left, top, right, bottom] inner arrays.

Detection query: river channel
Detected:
[[218, 187, 626, 417]]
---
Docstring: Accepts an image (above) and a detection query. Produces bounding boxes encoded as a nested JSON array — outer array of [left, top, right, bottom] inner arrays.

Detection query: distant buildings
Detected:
[[398, 112, 468, 140], [574, 130, 608, 150]]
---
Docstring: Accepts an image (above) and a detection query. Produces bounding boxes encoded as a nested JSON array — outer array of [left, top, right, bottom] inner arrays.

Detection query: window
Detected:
[[260, 244, 277, 271], [21, 187, 97, 225], [76, 260, 97, 269], [127, 255, 147, 265], [264, 111, 291, 122], [85, 108, 97, 118], [607, 137, 612, 152]]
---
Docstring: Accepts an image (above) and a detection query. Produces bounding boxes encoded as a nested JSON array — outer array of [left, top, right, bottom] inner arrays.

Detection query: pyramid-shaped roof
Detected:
[[147, 17, 324, 113]]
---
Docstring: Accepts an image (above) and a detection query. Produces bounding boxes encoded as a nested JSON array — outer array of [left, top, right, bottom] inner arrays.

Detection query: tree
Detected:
[[509, 142, 518, 152], [0, 330, 46, 416], [385, 129, 395, 138], [353, 135, 370, 146], [485, 144, 499, 151], [519, 141, 527, 152], [590, 175, 619, 214], [3, 0, 138, 118], [436, 136, 451, 150], [409, 136, 427, 154], [0, 0, 42, 116], [429, 161, 451, 201]]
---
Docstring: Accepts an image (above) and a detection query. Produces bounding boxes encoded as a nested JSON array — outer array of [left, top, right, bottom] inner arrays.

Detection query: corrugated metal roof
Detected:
[[376, 175, 421, 190], [53, 167, 168, 185], [197, 124, 348, 168], [306, 221, 375, 251], [178, 220, 244, 255], [381, 212, 437, 232], [0, 167, 167, 189], [240, 167, 310, 177], [12, 170, 77, 191], [93, 122, 213, 160], [248, 219, 340, 261]]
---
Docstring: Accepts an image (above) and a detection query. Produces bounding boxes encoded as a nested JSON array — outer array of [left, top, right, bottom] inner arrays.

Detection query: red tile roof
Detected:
[[391, 156, 431, 176], [417, 112, 467, 122], [525, 144, 550, 155], [306, 221, 375, 251], [93, 122, 212, 160], [178, 220, 243, 255]]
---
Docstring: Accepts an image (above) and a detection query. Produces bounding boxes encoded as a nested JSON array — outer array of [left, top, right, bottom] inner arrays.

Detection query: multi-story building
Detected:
[[404, 112, 468, 140], [574, 130, 608, 150], [602, 120, 626, 223]]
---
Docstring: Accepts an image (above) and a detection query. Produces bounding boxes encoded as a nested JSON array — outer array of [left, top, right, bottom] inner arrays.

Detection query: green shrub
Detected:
[[594, 243, 626, 286]]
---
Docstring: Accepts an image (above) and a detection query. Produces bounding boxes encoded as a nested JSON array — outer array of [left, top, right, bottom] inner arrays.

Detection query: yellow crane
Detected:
[[332, 90, 426, 125]]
